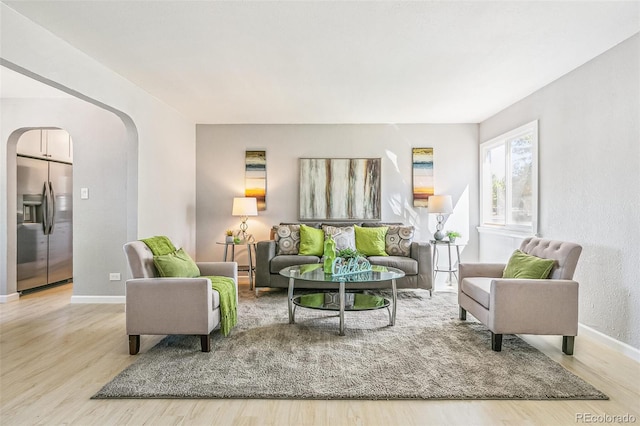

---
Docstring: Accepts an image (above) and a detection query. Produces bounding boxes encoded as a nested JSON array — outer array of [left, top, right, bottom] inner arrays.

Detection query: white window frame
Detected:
[[479, 120, 538, 236]]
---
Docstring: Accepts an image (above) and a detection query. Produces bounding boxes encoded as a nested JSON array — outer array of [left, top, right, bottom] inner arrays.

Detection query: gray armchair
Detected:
[[123, 241, 238, 354], [458, 237, 582, 354]]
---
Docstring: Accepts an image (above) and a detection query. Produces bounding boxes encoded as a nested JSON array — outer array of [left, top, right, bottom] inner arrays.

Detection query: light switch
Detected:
[[80, 187, 89, 199]]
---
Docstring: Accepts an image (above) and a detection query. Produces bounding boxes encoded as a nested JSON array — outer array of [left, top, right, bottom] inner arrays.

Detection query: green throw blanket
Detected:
[[203, 276, 237, 336], [141, 236, 237, 336]]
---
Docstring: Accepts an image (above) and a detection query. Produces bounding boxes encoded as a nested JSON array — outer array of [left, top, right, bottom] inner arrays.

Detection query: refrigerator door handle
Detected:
[[42, 182, 49, 234], [48, 181, 56, 235]]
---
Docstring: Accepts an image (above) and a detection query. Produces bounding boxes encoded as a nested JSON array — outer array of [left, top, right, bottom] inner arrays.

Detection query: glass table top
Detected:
[[279, 264, 405, 283]]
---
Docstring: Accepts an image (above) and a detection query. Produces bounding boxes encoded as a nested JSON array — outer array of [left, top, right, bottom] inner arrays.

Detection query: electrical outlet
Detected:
[[109, 272, 121, 281]]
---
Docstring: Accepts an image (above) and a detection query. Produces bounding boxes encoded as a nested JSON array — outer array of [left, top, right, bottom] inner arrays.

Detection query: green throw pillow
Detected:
[[354, 225, 388, 256], [298, 224, 324, 256], [502, 249, 555, 279], [153, 248, 200, 278]]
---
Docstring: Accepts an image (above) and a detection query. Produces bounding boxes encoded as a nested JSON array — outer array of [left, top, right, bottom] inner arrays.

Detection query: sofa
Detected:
[[255, 222, 433, 294]]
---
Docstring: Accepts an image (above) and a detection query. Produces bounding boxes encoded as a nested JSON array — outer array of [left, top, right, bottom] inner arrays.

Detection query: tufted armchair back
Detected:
[[519, 237, 582, 280], [123, 241, 158, 278]]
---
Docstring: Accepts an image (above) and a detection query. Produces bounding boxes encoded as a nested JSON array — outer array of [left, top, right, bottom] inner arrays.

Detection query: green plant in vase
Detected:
[[337, 248, 361, 260], [446, 230, 461, 243]]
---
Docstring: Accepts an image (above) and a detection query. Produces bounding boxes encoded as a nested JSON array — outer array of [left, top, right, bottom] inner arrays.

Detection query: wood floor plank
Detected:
[[1, 282, 638, 425]]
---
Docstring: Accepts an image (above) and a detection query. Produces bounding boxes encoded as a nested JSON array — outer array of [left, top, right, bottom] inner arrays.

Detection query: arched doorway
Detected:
[[1, 63, 138, 301]]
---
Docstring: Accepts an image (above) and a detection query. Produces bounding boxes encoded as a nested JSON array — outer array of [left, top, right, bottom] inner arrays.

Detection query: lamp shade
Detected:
[[427, 195, 453, 214], [232, 197, 258, 216]]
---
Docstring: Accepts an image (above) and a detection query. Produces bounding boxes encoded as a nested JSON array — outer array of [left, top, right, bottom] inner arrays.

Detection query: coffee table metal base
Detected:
[[288, 278, 398, 336]]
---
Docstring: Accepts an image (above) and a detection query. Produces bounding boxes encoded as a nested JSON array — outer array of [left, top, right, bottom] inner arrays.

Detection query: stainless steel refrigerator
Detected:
[[17, 156, 73, 291]]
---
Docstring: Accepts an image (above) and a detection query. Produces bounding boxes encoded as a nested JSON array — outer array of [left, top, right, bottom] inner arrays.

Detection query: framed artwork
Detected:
[[245, 150, 266, 211], [299, 158, 381, 220], [412, 148, 434, 207]]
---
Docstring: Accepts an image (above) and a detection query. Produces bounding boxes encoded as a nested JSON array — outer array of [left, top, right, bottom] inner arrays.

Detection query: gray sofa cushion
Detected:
[[323, 225, 356, 251], [274, 224, 301, 255], [270, 255, 321, 274], [385, 225, 415, 256], [367, 255, 418, 275]]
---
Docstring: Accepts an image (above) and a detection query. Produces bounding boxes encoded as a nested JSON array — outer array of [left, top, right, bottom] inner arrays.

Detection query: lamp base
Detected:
[[433, 213, 447, 241]]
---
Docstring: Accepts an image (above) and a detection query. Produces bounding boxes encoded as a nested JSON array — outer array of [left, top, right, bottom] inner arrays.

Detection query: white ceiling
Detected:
[[3, 1, 639, 124]]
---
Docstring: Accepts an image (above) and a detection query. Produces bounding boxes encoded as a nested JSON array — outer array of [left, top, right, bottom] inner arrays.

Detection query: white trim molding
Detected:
[[0, 293, 20, 303], [579, 323, 640, 363], [70, 295, 125, 304]]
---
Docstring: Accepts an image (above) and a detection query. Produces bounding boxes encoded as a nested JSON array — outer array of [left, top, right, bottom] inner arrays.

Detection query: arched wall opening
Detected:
[[1, 63, 139, 301]]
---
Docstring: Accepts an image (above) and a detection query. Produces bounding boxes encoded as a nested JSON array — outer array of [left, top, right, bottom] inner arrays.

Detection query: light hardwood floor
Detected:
[[1, 282, 638, 426]]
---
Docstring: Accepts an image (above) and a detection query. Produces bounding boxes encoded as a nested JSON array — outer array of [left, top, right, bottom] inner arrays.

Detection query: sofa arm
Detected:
[[489, 279, 579, 335], [197, 261, 238, 280], [410, 242, 433, 290], [197, 262, 238, 300], [256, 240, 277, 287], [459, 263, 506, 281], [126, 277, 213, 335]]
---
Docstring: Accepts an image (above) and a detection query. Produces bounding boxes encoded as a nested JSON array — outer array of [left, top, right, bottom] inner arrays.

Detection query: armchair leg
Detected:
[[562, 336, 575, 355], [491, 333, 502, 352], [200, 334, 211, 352], [129, 335, 140, 355], [459, 307, 466, 320]]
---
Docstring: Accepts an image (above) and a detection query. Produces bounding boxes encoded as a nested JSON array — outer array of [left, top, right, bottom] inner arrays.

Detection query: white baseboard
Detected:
[[579, 322, 640, 363], [0, 293, 20, 303], [70, 295, 125, 304]]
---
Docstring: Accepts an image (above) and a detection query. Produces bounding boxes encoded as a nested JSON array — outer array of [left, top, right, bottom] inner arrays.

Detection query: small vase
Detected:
[[225, 236, 234, 243], [323, 236, 337, 273], [449, 237, 456, 244]]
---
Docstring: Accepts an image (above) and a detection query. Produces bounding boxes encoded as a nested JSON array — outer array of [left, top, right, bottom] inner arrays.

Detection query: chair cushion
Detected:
[[153, 248, 200, 278], [368, 256, 418, 275], [211, 288, 220, 309], [270, 255, 321, 274], [299, 224, 325, 256], [354, 225, 388, 256], [460, 277, 492, 309], [503, 249, 555, 279]]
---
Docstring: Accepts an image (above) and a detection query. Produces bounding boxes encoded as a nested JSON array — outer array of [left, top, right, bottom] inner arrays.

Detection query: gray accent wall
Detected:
[[479, 34, 640, 349], [196, 124, 480, 277]]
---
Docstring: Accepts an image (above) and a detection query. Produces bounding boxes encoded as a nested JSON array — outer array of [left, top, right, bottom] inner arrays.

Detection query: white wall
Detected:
[[195, 124, 479, 271], [1, 4, 196, 299], [2, 98, 131, 297], [479, 34, 640, 349]]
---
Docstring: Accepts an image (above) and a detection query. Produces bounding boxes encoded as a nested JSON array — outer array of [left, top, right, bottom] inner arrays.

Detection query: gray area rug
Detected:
[[93, 288, 607, 400]]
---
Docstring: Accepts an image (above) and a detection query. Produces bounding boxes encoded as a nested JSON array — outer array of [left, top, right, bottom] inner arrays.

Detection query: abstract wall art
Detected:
[[245, 150, 266, 211], [412, 148, 434, 207], [299, 158, 381, 220]]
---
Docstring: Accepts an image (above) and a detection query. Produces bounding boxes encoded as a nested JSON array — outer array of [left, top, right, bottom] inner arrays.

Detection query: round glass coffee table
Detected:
[[279, 264, 405, 335]]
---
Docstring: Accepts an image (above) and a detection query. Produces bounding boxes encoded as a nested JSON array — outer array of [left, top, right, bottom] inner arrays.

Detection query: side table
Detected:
[[430, 240, 464, 286], [217, 241, 256, 290]]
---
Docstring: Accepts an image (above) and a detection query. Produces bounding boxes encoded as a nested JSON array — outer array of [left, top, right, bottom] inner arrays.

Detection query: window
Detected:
[[480, 120, 538, 234]]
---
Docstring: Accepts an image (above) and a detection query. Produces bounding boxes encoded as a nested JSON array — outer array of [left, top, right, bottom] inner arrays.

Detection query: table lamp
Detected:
[[428, 195, 453, 241], [232, 197, 258, 241]]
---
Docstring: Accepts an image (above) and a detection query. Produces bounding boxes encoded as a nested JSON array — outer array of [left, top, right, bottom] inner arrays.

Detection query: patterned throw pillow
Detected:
[[275, 224, 300, 255], [385, 225, 415, 256], [323, 225, 357, 252]]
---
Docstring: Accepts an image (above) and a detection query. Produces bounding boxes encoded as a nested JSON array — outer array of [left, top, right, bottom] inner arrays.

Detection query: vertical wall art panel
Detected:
[[412, 148, 434, 207], [299, 158, 381, 220], [245, 150, 266, 210]]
